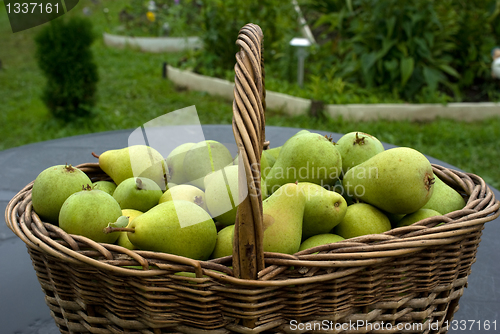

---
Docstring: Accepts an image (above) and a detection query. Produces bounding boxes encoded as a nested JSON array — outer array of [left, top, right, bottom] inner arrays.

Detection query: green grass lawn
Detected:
[[0, 0, 499, 189]]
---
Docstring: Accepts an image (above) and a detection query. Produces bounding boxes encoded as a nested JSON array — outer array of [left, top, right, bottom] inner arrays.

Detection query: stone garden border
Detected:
[[103, 33, 202, 53], [102, 30, 500, 121], [166, 65, 500, 121]]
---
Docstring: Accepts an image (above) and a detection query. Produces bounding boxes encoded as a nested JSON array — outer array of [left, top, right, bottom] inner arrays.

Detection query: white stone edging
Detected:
[[103, 32, 202, 53], [166, 65, 500, 121]]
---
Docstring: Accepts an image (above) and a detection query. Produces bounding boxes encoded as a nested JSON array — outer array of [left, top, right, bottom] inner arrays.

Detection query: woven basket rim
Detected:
[[5, 161, 499, 287]]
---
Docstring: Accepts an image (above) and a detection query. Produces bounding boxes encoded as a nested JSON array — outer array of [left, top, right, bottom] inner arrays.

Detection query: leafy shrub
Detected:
[[307, 0, 459, 100], [301, 0, 500, 102], [195, 0, 299, 79], [438, 0, 500, 101], [35, 16, 98, 121]]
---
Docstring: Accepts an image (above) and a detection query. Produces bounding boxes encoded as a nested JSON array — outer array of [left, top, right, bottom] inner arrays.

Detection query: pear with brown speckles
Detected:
[[342, 147, 434, 214], [262, 183, 306, 254], [297, 182, 347, 240]]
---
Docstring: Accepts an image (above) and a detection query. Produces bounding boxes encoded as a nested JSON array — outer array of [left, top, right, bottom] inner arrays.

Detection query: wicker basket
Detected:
[[5, 24, 500, 334]]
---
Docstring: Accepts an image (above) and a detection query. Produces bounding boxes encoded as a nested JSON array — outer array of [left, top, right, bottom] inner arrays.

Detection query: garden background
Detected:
[[0, 0, 499, 188]]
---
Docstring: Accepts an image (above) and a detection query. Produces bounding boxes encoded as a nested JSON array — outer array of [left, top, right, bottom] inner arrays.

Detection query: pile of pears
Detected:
[[30, 130, 466, 262]]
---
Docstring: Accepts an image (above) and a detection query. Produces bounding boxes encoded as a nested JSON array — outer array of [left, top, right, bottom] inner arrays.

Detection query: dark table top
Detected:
[[1, 125, 498, 334]]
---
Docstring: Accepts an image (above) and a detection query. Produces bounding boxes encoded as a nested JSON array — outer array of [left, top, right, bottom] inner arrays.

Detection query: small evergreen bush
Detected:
[[34, 16, 98, 121]]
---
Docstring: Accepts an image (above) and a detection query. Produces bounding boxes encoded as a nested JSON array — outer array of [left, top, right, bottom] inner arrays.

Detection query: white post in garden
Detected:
[[290, 37, 311, 87]]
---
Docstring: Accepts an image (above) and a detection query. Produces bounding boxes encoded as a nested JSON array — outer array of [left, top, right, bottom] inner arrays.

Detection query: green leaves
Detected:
[[400, 57, 415, 87], [302, 0, 499, 101]]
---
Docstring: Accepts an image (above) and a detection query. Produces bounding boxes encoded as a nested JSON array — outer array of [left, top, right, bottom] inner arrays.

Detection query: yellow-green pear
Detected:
[[342, 147, 434, 214], [421, 175, 465, 214], [59, 189, 122, 243], [117, 209, 143, 250], [265, 133, 342, 194], [336, 131, 385, 175], [159, 184, 208, 212], [92, 180, 117, 196], [265, 146, 282, 160], [98, 145, 167, 189], [211, 225, 235, 259], [299, 234, 345, 252], [334, 203, 391, 239], [260, 150, 276, 180], [261, 177, 269, 200], [204, 166, 242, 226], [113, 177, 163, 212], [165, 143, 195, 185], [396, 208, 442, 228], [126, 201, 217, 260], [182, 140, 233, 189], [262, 183, 306, 254], [297, 182, 347, 240], [32, 164, 92, 224], [263, 130, 308, 162]]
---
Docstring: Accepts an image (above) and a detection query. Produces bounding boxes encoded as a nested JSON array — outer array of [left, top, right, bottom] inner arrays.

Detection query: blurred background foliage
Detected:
[[294, 0, 500, 103], [115, 0, 203, 37], [34, 16, 99, 121], [108, 0, 500, 104]]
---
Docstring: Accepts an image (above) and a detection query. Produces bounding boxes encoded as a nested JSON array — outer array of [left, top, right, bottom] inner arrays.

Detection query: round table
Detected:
[[1, 125, 498, 334]]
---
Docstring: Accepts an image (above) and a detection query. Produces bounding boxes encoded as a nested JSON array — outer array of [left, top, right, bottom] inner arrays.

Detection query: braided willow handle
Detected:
[[232, 24, 266, 281]]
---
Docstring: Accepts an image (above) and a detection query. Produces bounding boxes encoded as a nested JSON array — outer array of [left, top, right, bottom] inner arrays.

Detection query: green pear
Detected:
[[260, 150, 277, 180], [262, 183, 306, 254], [297, 182, 347, 240], [342, 147, 434, 214], [265, 146, 282, 160], [396, 208, 442, 228], [159, 184, 208, 212], [182, 140, 233, 189], [299, 234, 345, 252], [204, 165, 241, 226], [331, 179, 356, 206], [265, 133, 342, 194], [32, 164, 92, 224], [126, 201, 217, 260], [92, 180, 117, 196], [99, 145, 167, 189], [117, 209, 143, 250], [113, 177, 163, 212], [336, 131, 385, 175], [292, 129, 311, 137], [59, 189, 122, 243], [421, 175, 465, 214], [262, 131, 311, 165], [385, 212, 406, 228], [165, 143, 195, 185], [211, 224, 235, 259], [261, 177, 269, 200], [334, 203, 391, 239]]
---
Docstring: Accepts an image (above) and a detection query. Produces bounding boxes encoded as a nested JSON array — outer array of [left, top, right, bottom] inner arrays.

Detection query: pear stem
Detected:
[[91, 152, 100, 159], [103, 227, 135, 234]]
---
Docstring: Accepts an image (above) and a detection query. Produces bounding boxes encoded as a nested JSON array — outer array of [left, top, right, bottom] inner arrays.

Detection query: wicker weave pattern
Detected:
[[6, 162, 498, 333], [4, 23, 500, 333]]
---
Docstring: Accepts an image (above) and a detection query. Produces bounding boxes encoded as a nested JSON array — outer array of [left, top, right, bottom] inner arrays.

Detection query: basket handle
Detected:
[[231, 23, 266, 280]]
